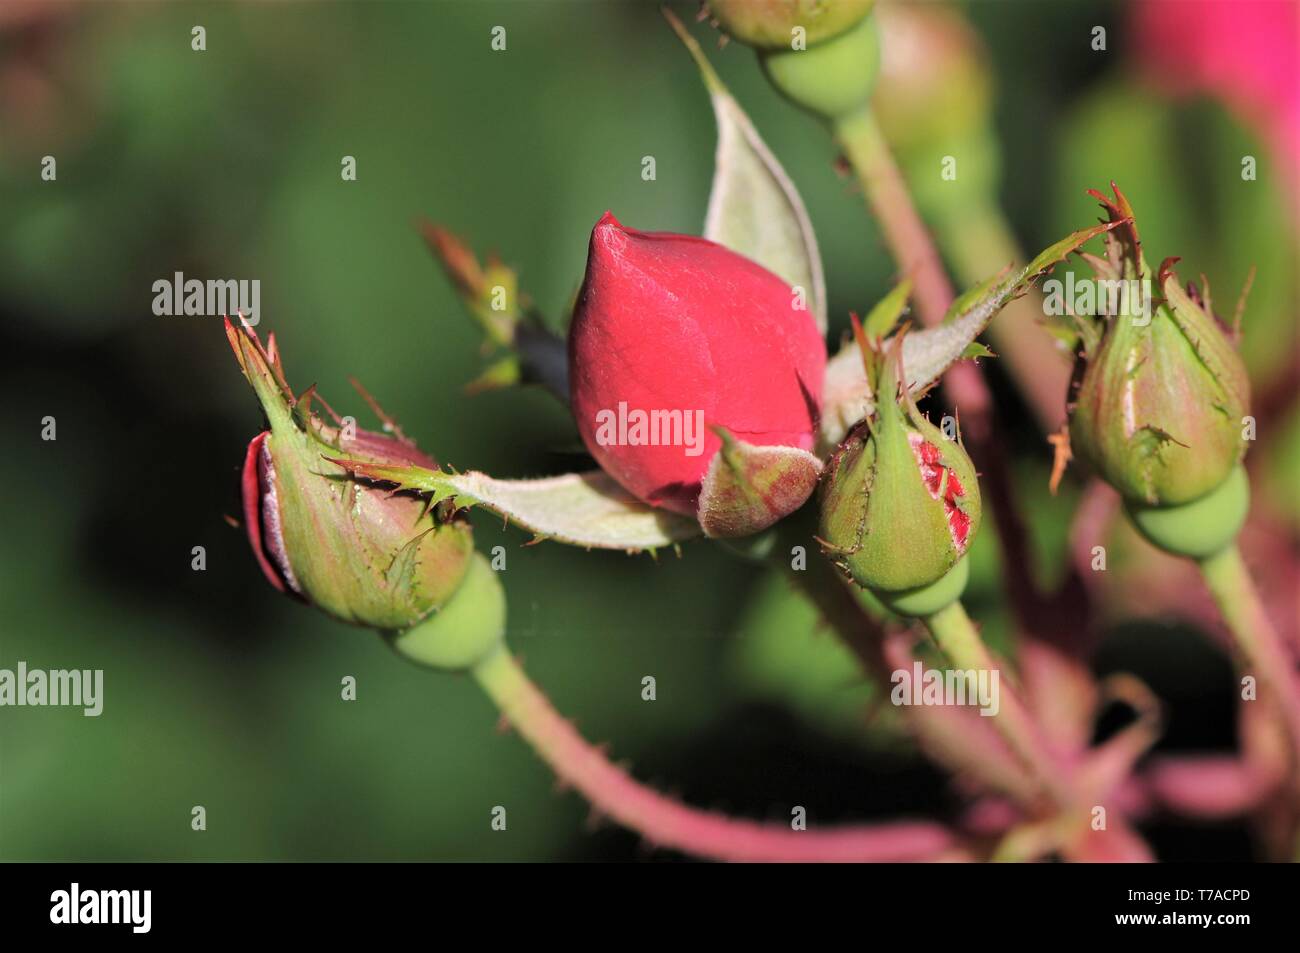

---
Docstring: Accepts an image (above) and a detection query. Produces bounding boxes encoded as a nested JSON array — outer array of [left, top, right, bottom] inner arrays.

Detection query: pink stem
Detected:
[[835, 115, 1125, 793], [781, 541, 1041, 807], [472, 646, 958, 862], [837, 106, 1103, 762], [833, 108, 991, 418], [1141, 754, 1277, 818], [1199, 544, 1300, 770]]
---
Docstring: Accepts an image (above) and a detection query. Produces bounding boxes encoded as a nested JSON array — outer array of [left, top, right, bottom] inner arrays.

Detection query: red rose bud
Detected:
[[1067, 185, 1251, 509], [569, 212, 826, 530], [228, 319, 474, 631], [819, 334, 981, 610]]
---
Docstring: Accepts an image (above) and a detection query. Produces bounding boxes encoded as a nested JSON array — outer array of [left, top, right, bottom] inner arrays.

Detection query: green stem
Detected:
[[833, 103, 994, 449], [833, 106, 955, 329], [923, 599, 1070, 809], [1197, 543, 1300, 769], [833, 104, 1083, 798], [770, 513, 1042, 807], [470, 644, 957, 862]]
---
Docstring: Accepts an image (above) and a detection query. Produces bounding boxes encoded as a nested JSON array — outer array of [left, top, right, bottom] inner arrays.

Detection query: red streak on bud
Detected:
[[240, 430, 301, 595], [241, 431, 286, 592], [908, 433, 971, 552]]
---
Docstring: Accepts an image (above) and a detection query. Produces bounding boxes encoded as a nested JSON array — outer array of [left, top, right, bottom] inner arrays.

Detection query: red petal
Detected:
[[569, 212, 826, 513], [910, 435, 971, 552], [241, 431, 286, 592]]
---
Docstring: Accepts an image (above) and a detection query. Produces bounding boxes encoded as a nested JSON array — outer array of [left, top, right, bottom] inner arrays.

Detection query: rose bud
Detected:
[[1067, 186, 1251, 516], [568, 212, 826, 531], [228, 318, 474, 633], [819, 331, 981, 615]]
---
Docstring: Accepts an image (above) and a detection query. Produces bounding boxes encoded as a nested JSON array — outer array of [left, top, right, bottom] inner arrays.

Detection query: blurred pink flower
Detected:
[[1131, 0, 1299, 214]]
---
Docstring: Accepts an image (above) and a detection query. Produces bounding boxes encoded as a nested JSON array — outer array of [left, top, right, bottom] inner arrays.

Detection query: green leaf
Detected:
[[1022, 221, 1126, 284], [819, 220, 1123, 448], [328, 459, 700, 552], [323, 457, 462, 504], [464, 355, 521, 395], [862, 278, 912, 339], [666, 10, 827, 334]]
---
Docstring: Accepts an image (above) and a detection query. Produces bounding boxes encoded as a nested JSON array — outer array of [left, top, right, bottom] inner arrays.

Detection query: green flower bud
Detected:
[[819, 339, 981, 605], [1067, 185, 1251, 509], [759, 12, 880, 120], [709, 0, 874, 50], [228, 319, 474, 633]]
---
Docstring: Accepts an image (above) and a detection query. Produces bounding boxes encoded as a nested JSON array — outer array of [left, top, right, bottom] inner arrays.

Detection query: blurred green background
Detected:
[[1, 0, 1295, 860]]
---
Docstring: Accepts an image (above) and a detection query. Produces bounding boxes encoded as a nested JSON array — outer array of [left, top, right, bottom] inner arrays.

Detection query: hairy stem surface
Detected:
[[1198, 543, 1300, 770], [471, 645, 956, 861]]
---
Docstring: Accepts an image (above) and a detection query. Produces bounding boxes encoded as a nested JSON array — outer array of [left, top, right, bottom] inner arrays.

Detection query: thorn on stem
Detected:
[[1048, 427, 1072, 496]]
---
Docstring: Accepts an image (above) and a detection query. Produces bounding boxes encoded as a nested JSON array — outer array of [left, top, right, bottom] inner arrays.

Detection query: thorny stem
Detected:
[[773, 513, 1043, 809], [923, 600, 1071, 810], [1198, 543, 1300, 772], [833, 104, 1081, 792], [470, 644, 957, 862]]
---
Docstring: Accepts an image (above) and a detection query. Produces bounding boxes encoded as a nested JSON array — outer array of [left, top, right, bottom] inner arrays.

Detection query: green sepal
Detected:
[[861, 277, 913, 339], [696, 427, 823, 539], [819, 348, 980, 594]]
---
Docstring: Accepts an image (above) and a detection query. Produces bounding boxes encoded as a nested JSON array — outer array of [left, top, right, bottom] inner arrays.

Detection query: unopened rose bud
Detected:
[[228, 319, 474, 632], [1067, 186, 1251, 517], [819, 336, 980, 614], [708, 0, 875, 50], [569, 212, 826, 527]]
